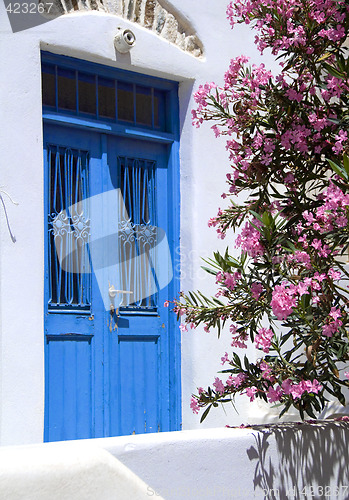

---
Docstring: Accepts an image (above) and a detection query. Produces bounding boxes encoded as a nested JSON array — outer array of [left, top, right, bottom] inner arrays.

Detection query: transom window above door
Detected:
[[41, 52, 175, 133]]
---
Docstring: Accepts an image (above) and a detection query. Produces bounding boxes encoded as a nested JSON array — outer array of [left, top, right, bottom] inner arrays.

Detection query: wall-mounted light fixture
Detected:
[[114, 28, 136, 53]]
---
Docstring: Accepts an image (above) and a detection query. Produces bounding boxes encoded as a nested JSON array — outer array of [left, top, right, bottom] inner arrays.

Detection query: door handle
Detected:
[[108, 285, 133, 314], [108, 286, 133, 299]]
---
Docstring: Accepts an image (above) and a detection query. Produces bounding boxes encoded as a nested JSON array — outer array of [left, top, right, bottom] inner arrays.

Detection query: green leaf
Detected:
[[327, 159, 348, 180], [317, 52, 333, 62], [279, 400, 292, 418], [323, 63, 345, 80], [233, 353, 242, 369], [201, 266, 217, 276], [343, 154, 349, 176], [244, 355, 250, 370], [200, 404, 212, 423], [299, 406, 305, 421], [249, 210, 263, 224], [305, 404, 317, 419]]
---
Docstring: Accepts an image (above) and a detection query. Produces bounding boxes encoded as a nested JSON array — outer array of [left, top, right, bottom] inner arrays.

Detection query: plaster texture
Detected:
[[0, 441, 160, 499], [98, 424, 349, 499], [1, 424, 347, 499]]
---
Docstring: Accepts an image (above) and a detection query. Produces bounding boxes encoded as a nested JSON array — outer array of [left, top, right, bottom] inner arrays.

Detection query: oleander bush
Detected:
[[170, 0, 349, 420]]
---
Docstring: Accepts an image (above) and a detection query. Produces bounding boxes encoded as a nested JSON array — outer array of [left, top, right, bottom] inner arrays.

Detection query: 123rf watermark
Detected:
[[146, 485, 349, 499], [146, 485, 258, 498], [263, 485, 349, 498]]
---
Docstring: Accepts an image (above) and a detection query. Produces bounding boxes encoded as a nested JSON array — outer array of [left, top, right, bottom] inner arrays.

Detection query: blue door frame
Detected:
[[42, 53, 181, 442]]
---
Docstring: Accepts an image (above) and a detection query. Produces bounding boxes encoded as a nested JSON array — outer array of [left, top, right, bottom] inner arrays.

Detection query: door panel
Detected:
[[44, 123, 175, 441], [116, 336, 159, 435], [46, 335, 93, 440]]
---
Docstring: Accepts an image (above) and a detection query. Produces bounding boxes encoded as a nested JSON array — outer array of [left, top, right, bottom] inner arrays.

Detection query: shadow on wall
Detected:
[[246, 421, 349, 499]]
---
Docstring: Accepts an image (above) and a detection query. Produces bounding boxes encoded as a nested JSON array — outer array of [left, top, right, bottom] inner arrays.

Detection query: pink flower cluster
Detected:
[[270, 282, 297, 320], [270, 272, 339, 319], [193, 82, 216, 113], [260, 361, 275, 382], [216, 271, 241, 291], [255, 328, 274, 353], [226, 0, 347, 55], [281, 378, 323, 399], [235, 220, 264, 259], [230, 324, 248, 349], [262, 377, 323, 404], [251, 282, 263, 300], [227, 372, 248, 388], [322, 307, 343, 337], [221, 352, 230, 365], [245, 386, 258, 402], [242, 376, 323, 405], [287, 250, 311, 269], [213, 377, 225, 394], [333, 130, 348, 155], [190, 396, 200, 414], [267, 385, 283, 403], [299, 182, 349, 238]]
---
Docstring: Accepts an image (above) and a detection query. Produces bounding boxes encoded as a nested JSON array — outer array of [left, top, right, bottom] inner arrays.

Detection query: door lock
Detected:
[[108, 284, 133, 328]]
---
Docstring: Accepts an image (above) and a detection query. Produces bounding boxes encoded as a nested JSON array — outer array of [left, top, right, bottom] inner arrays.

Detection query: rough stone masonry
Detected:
[[41, 0, 204, 57]]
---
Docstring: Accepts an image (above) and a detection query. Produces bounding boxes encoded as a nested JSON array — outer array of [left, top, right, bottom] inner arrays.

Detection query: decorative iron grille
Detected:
[[118, 156, 158, 309], [47, 145, 91, 311]]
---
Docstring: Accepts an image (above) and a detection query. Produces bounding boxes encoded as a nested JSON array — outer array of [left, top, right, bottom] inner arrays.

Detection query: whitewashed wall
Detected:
[[0, 0, 320, 446], [1, 424, 348, 499]]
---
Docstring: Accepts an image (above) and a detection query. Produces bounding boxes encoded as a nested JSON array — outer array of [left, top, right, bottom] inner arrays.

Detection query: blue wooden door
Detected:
[[44, 123, 176, 441]]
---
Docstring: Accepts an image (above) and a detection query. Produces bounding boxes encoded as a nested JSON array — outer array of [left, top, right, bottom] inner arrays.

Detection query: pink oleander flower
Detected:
[[245, 386, 258, 402], [174, 307, 185, 316], [284, 172, 295, 184], [329, 307, 342, 321], [255, 328, 274, 353], [286, 88, 303, 102], [221, 352, 230, 365], [235, 220, 264, 259], [267, 385, 283, 403], [288, 250, 311, 268], [328, 269, 341, 281], [230, 372, 248, 388], [322, 322, 338, 337], [281, 379, 293, 395], [190, 396, 200, 414], [259, 361, 275, 382], [322, 307, 343, 337], [344, 372, 349, 381], [224, 271, 241, 290], [308, 379, 323, 395], [213, 377, 225, 394], [287, 379, 323, 400], [230, 324, 248, 349], [297, 281, 310, 297], [231, 338, 248, 349], [251, 282, 263, 300], [271, 282, 297, 320], [333, 130, 348, 154], [164, 300, 170, 307]]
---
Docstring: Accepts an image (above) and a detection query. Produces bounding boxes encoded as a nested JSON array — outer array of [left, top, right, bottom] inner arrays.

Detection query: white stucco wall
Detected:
[[0, 1, 338, 445], [1, 424, 348, 499], [0, 440, 161, 500]]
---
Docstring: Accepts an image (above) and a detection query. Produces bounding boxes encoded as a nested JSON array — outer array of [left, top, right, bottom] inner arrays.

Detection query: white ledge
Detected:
[[97, 424, 349, 499], [0, 423, 348, 499]]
